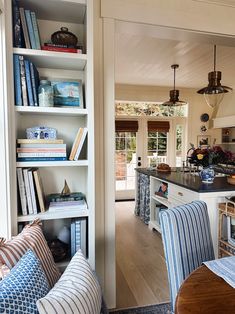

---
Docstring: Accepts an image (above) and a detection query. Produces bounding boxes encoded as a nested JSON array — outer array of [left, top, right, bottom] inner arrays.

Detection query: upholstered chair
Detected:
[[159, 200, 215, 313]]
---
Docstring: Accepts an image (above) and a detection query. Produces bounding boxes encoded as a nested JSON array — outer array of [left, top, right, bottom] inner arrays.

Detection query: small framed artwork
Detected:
[[197, 135, 211, 147], [51, 80, 84, 108]]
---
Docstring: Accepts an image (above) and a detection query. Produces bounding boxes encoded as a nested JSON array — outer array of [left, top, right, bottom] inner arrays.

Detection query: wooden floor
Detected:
[[115, 201, 170, 309]]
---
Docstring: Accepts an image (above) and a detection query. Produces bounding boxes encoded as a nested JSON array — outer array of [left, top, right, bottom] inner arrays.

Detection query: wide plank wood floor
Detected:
[[115, 201, 170, 309]]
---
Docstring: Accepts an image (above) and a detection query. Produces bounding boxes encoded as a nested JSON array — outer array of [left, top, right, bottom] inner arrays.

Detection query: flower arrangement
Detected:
[[188, 146, 234, 168]]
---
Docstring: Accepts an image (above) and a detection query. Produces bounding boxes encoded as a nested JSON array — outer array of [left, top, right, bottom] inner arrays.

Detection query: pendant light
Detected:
[[197, 45, 232, 108], [162, 64, 187, 106]]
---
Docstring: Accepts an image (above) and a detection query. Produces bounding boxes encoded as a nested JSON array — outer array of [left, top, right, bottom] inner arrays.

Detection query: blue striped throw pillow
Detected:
[[37, 250, 102, 314], [0, 249, 50, 314]]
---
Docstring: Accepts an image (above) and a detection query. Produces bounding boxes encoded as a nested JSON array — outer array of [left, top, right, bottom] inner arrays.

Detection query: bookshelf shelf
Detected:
[[15, 106, 88, 116], [17, 208, 89, 222], [21, 0, 86, 24], [16, 160, 88, 167], [13, 48, 87, 71]]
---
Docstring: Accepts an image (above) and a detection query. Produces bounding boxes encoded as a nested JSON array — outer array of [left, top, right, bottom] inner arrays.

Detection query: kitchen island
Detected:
[[135, 168, 235, 257]]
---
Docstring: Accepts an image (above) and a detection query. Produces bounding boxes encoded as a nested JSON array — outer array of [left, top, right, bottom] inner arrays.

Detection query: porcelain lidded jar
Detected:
[[199, 165, 215, 184]]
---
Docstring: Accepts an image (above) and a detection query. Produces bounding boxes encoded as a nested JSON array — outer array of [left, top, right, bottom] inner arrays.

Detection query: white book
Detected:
[[74, 128, 88, 161], [16, 168, 27, 216], [23, 168, 33, 215], [20, 144, 66, 149], [18, 152, 67, 157], [28, 169, 37, 214]]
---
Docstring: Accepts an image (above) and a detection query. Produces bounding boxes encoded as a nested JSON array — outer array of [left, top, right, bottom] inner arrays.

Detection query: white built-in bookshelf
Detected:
[[6, 0, 95, 269]]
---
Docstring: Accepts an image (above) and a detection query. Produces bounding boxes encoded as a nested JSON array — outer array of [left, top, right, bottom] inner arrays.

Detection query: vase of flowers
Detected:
[[188, 146, 234, 184]]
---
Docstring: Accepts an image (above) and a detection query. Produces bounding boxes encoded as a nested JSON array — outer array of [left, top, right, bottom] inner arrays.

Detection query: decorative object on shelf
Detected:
[[52, 80, 83, 107], [200, 113, 209, 122], [162, 64, 187, 107], [51, 27, 78, 46], [26, 126, 57, 140], [61, 180, 71, 196], [200, 125, 207, 133], [197, 45, 232, 108], [48, 238, 69, 263], [197, 135, 211, 147], [156, 182, 168, 198], [57, 226, 70, 245], [199, 165, 215, 184], [38, 80, 54, 107]]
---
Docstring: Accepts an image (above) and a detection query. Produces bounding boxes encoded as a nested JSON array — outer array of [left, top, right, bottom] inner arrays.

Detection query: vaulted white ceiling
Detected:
[[115, 22, 235, 89]]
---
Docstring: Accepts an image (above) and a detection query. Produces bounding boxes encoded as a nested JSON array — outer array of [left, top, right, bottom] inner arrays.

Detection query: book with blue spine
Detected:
[[70, 220, 76, 257], [30, 12, 41, 50], [19, 55, 28, 106], [30, 62, 39, 106], [13, 54, 22, 106], [12, 0, 24, 48], [24, 59, 34, 106], [24, 10, 36, 49], [17, 157, 67, 162]]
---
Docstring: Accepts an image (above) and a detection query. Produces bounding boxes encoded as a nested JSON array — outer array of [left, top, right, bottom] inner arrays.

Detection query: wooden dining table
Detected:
[[175, 264, 235, 314]]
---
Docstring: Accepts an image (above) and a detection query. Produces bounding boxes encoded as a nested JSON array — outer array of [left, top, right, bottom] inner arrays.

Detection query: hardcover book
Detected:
[[24, 10, 36, 49], [16, 168, 27, 215], [24, 59, 34, 106], [52, 81, 83, 107], [29, 61, 39, 106], [30, 12, 41, 50], [12, 0, 24, 48], [19, 7, 31, 49], [13, 54, 22, 106], [19, 55, 28, 106], [33, 169, 46, 213]]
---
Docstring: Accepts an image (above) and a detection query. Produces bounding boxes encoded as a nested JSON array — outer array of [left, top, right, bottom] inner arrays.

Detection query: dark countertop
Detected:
[[136, 168, 235, 193]]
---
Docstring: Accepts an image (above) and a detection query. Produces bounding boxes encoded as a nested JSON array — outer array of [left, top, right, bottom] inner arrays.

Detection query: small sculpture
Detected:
[[61, 180, 71, 196]]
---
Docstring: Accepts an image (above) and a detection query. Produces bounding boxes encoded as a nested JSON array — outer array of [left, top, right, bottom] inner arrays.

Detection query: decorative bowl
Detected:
[[26, 126, 57, 140]]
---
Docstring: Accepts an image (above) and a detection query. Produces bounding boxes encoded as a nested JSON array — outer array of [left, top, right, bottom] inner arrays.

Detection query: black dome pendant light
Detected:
[[162, 64, 187, 106], [197, 45, 232, 108]]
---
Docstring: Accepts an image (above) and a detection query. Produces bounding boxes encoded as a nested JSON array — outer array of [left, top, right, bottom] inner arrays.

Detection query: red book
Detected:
[[41, 46, 82, 54]]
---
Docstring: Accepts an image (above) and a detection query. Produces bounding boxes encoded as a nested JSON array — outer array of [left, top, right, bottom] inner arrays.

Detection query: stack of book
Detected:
[[14, 54, 39, 106], [41, 43, 83, 54], [71, 218, 87, 257], [47, 192, 88, 212], [12, 1, 41, 49], [17, 139, 67, 162], [69, 127, 88, 161], [17, 167, 45, 216]]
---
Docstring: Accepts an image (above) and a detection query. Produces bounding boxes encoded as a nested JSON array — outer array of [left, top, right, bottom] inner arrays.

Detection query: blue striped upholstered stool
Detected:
[[159, 200, 215, 313]]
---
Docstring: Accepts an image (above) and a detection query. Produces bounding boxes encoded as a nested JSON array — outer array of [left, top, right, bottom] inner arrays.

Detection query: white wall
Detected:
[[101, 0, 235, 39], [116, 84, 221, 148]]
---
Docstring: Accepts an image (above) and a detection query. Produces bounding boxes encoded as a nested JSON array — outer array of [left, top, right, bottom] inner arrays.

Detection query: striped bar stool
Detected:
[[159, 200, 215, 313]]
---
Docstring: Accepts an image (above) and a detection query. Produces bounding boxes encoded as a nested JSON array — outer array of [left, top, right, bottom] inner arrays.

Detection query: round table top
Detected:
[[175, 264, 235, 314]]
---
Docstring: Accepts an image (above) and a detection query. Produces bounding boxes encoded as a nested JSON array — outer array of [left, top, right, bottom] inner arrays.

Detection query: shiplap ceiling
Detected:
[[115, 23, 235, 89]]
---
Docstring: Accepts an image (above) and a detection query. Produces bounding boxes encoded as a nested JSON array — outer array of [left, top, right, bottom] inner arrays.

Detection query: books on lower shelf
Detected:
[[48, 192, 87, 212], [14, 54, 40, 106], [17, 167, 46, 215], [71, 218, 87, 258], [69, 127, 88, 161], [16, 139, 67, 162]]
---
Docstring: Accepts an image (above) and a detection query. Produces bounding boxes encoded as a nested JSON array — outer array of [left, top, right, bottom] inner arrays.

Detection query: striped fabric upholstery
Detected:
[[37, 250, 102, 314], [0, 220, 60, 287], [159, 200, 214, 312]]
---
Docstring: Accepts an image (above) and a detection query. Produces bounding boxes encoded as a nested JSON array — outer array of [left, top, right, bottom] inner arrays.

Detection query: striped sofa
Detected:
[[159, 200, 215, 313]]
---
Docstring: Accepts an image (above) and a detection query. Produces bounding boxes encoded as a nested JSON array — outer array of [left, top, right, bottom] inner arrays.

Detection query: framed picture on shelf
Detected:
[[51, 80, 84, 108], [197, 135, 211, 147]]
